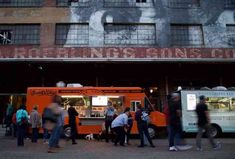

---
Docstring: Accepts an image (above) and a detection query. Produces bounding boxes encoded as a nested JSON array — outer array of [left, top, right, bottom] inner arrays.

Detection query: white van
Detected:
[[181, 90, 235, 137]]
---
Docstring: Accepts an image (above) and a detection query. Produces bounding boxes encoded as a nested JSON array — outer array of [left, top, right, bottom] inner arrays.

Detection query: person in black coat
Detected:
[[135, 104, 155, 148], [68, 104, 79, 144]]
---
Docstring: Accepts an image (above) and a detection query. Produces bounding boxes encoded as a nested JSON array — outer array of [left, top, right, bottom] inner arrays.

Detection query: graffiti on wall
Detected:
[[0, 46, 234, 61]]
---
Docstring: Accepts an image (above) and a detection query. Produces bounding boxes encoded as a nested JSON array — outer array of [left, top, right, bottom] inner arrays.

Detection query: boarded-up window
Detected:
[[168, 0, 200, 8], [226, 25, 235, 46], [104, 0, 153, 7], [171, 24, 204, 47], [57, 0, 90, 7], [224, 0, 235, 9], [0, 0, 42, 7], [0, 25, 40, 45], [56, 24, 89, 45], [104, 24, 156, 45]]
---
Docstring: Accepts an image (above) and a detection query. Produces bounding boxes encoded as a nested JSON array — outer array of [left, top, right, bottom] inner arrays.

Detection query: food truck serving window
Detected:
[[207, 97, 235, 112]]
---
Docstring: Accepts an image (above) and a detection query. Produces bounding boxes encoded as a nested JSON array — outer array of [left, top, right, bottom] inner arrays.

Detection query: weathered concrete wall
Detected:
[[0, 0, 234, 48]]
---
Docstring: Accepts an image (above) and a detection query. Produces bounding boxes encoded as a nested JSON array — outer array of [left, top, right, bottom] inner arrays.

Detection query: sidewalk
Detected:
[[0, 133, 235, 159]]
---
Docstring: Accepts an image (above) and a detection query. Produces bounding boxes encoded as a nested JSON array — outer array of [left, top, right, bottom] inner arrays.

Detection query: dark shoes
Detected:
[[138, 144, 155, 148], [72, 142, 77, 145], [138, 145, 145, 148], [150, 144, 156, 148]]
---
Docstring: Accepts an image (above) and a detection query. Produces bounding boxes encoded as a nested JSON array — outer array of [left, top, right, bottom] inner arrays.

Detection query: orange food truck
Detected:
[[26, 86, 166, 138]]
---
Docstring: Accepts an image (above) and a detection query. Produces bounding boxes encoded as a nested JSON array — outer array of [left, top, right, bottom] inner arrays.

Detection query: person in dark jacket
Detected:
[[68, 103, 79, 145], [126, 113, 133, 145], [135, 104, 155, 148]]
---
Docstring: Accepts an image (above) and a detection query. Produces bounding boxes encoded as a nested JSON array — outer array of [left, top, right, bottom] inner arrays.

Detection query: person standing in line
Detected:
[[68, 102, 79, 145], [195, 95, 221, 151], [12, 109, 17, 137], [125, 113, 133, 145], [6, 101, 13, 135], [111, 107, 130, 146], [135, 104, 155, 148], [104, 101, 115, 142], [16, 105, 28, 146], [29, 105, 41, 143]]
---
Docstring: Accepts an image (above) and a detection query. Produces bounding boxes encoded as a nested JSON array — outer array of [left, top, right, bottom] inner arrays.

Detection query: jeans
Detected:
[[113, 126, 125, 145], [169, 124, 182, 147], [17, 124, 25, 146], [137, 123, 153, 146], [49, 125, 62, 148], [105, 120, 113, 142], [196, 124, 216, 149], [43, 128, 49, 142], [32, 128, 39, 143], [70, 124, 77, 143]]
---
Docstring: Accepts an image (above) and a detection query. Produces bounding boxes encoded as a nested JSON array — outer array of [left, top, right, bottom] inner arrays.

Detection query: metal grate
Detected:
[[226, 25, 235, 46], [0, 24, 40, 45], [0, 0, 42, 7], [171, 24, 204, 47], [168, 0, 200, 8], [57, 0, 91, 7], [55, 24, 89, 45], [224, 0, 235, 9], [104, 24, 156, 45], [104, 0, 153, 8]]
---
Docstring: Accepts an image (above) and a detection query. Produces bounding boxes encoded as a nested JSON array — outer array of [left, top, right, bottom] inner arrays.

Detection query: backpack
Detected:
[[141, 111, 151, 123], [42, 107, 57, 123]]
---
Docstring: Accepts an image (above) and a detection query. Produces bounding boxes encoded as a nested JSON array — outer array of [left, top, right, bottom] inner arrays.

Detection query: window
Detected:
[[136, 0, 146, 2], [226, 25, 235, 46], [104, 0, 153, 7], [171, 24, 204, 47], [0, 24, 40, 45], [168, 0, 200, 8], [224, 0, 235, 9], [130, 101, 141, 112], [57, 0, 91, 7], [207, 97, 235, 112], [0, 30, 11, 44], [55, 23, 89, 45], [62, 95, 123, 118], [104, 23, 156, 45], [0, 0, 42, 7]]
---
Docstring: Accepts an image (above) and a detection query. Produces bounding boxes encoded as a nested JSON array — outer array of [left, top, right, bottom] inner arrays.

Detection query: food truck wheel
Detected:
[[148, 125, 157, 139], [210, 124, 221, 138], [64, 125, 71, 138]]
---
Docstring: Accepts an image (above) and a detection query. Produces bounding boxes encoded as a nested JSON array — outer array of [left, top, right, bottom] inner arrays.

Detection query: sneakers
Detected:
[[196, 147, 203, 151], [47, 148, 56, 153], [176, 145, 193, 151], [213, 142, 221, 150], [150, 144, 156, 148], [169, 146, 178, 151], [138, 145, 145, 148]]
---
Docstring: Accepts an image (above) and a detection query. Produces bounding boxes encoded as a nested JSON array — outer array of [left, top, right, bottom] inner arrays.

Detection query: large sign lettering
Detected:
[[0, 46, 234, 61]]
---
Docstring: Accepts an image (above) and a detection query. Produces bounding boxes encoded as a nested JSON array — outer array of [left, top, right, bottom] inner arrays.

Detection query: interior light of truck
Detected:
[[61, 95, 83, 98], [107, 96, 120, 98]]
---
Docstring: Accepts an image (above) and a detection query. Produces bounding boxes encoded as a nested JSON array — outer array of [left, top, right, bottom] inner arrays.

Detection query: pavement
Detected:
[[0, 127, 235, 159]]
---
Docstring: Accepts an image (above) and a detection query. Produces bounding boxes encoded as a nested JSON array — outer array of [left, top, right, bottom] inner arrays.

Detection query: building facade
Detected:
[[0, 0, 235, 105]]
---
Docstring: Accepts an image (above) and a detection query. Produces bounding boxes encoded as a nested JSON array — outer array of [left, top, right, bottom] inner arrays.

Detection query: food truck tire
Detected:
[[209, 124, 222, 138], [148, 125, 157, 139], [63, 125, 71, 138]]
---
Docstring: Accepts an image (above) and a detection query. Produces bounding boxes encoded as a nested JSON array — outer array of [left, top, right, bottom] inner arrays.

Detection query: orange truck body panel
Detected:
[[26, 87, 166, 135]]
